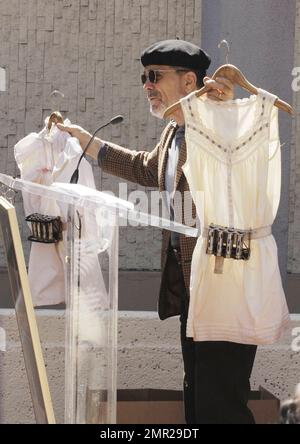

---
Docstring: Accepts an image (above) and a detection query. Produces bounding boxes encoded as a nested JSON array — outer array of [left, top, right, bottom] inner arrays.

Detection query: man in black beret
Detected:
[[140, 39, 224, 119], [58, 40, 256, 424]]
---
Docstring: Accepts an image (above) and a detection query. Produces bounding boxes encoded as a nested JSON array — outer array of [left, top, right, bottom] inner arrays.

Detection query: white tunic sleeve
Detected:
[[14, 132, 47, 183]]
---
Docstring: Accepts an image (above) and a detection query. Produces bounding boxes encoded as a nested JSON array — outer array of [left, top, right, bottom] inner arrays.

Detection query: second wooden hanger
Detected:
[[163, 64, 294, 119]]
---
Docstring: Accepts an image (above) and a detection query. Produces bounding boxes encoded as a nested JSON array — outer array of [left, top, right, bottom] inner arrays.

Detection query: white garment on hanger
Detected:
[[180, 89, 290, 345], [14, 118, 107, 315]]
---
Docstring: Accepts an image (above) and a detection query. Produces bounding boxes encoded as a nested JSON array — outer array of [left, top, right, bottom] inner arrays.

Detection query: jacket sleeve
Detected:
[[98, 122, 175, 188], [99, 140, 160, 188]]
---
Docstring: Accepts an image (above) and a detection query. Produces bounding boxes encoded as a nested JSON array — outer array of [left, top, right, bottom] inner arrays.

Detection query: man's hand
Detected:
[[56, 123, 101, 160], [203, 76, 234, 101], [56, 123, 92, 149]]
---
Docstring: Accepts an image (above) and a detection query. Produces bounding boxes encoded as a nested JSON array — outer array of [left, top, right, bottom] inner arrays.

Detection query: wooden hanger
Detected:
[[47, 111, 64, 130], [47, 89, 65, 130], [163, 64, 294, 119]]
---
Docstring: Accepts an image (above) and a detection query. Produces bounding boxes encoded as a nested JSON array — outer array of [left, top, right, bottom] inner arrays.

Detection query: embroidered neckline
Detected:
[[186, 120, 269, 155], [184, 89, 269, 152]]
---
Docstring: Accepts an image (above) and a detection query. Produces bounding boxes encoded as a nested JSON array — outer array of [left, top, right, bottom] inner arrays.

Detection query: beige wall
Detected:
[[0, 0, 202, 269], [288, 0, 300, 274]]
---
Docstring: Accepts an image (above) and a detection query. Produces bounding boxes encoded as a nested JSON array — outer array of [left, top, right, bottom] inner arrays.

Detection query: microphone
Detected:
[[70, 115, 124, 184]]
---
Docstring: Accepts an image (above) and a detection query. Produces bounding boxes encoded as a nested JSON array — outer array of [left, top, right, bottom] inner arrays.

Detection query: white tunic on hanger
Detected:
[[14, 118, 103, 309], [180, 88, 290, 345]]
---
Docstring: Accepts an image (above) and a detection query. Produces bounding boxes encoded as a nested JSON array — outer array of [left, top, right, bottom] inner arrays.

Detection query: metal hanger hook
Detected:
[[49, 89, 65, 114], [218, 39, 230, 64], [49, 89, 65, 99]]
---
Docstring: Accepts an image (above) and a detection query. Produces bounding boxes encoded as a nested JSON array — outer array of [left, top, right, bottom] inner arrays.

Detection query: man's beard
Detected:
[[148, 92, 165, 119], [150, 103, 166, 119]]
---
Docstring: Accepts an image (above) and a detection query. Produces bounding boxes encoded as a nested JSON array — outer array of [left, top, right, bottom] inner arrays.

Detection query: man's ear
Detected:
[[183, 71, 197, 93]]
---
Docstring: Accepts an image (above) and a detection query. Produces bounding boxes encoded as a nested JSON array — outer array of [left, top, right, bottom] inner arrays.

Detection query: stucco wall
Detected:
[[0, 0, 202, 271], [0, 309, 300, 424]]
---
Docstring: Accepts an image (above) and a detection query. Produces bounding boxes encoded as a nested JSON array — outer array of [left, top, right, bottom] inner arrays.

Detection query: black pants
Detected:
[[169, 247, 257, 424]]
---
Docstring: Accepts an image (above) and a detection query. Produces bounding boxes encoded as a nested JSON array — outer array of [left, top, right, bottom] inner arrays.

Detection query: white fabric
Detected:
[[180, 88, 290, 345], [14, 118, 106, 310]]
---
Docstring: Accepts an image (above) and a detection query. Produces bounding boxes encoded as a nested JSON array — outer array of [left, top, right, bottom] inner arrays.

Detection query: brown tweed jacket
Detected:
[[100, 121, 198, 319]]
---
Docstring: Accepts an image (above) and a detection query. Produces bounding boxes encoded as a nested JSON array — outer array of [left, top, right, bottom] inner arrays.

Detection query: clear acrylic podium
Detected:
[[0, 173, 198, 424]]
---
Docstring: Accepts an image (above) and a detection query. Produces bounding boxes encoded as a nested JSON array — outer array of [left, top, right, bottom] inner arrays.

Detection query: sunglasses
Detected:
[[141, 69, 189, 85]]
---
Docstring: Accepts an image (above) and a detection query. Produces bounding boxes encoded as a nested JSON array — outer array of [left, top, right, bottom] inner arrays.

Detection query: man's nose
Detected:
[[143, 81, 155, 91]]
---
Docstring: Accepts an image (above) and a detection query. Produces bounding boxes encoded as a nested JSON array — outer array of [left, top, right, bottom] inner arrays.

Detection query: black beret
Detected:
[[141, 39, 211, 71]]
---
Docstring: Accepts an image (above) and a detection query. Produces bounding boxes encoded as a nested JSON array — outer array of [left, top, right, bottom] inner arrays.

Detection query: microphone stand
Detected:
[[65, 115, 123, 422], [70, 115, 124, 184]]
